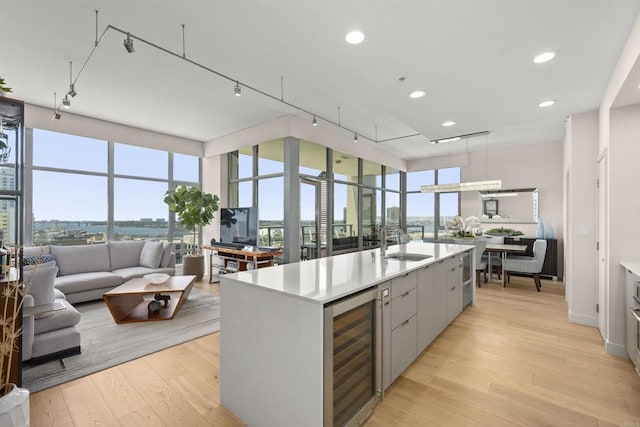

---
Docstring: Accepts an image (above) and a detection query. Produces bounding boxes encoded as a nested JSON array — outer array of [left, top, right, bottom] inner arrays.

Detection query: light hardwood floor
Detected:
[[30, 277, 640, 426]]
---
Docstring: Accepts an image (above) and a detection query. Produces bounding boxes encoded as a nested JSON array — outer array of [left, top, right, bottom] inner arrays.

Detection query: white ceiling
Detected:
[[3, 0, 640, 159]]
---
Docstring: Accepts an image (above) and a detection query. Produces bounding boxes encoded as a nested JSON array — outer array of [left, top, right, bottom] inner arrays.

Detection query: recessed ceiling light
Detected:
[[345, 30, 365, 44], [409, 90, 426, 99], [538, 100, 555, 108], [533, 51, 556, 64], [441, 121, 456, 127]]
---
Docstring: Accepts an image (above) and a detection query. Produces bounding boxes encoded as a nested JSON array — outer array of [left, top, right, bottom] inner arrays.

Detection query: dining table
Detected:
[[485, 243, 528, 285]]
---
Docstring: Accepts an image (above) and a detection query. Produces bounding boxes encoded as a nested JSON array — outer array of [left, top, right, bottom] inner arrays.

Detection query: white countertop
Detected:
[[621, 258, 640, 276], [219, 242, 474, 304]]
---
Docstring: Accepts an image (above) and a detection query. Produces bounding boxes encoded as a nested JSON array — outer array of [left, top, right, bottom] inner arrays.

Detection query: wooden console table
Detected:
[[203, 245, 283, 283]]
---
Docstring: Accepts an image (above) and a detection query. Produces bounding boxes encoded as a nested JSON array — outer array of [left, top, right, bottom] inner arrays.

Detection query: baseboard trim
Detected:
[[568, 311, 597, 327], [605, 341, 628, 358]]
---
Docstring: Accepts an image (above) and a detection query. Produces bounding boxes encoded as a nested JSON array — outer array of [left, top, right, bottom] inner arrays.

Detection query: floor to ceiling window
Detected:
[[29, 129, 201, 255], [227, 140, 404, 259], [406, 167, 460, 240]]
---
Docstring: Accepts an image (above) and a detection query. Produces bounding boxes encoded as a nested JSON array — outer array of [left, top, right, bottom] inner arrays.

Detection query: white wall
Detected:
[[459, 141, 564, 239], [204, 114, 407, 172], [563, 111, 599, 326], [598, 12, 640, 357], [607, 103, 640, 354], [26, 104, 203, 156]]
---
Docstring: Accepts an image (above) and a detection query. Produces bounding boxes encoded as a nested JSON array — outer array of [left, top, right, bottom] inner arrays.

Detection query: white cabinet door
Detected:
[[390, 314, 417, 382], [446, 256, 463, 323], [417, 264, 436, 352], [434, 259, 449, 335], [627, 269, 640, 367]]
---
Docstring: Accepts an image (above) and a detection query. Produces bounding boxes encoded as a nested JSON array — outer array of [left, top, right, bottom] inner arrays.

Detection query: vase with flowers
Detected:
[[447, 216, 481, 238], [0, 254, 30, 427]]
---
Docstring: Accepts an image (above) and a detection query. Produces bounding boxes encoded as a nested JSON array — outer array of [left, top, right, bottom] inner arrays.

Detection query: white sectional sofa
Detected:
[[21, 240, 175, 364], [24, 240, 176, 304]]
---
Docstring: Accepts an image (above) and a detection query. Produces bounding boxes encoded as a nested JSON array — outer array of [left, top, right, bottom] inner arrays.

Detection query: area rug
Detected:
[[23, 288, 220, 393]]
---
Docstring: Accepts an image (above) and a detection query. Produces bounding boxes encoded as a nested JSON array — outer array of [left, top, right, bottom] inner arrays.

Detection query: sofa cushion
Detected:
[[160, 242, 173, 268], [54, 271, 123, 295], [112, 266, 175, 282], [24, 265, 58, 306], [109, 240, 145, 270], [139, 241, 163, 268], [51, 244, 111, 276], [34, 299, 81, 335], [23, 246, 51, 258]]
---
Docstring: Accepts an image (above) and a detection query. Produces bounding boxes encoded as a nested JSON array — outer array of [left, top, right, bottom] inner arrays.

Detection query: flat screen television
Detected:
[[219, 207, 259, 247]]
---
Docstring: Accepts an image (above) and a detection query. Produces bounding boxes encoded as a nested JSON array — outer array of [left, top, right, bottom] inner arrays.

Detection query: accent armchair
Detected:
[[502, 239, 547, 291]]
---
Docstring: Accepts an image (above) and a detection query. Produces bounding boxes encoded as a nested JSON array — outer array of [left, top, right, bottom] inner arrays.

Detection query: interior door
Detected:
[[597, 153, 607, 340], [300, 178, 322, 260]]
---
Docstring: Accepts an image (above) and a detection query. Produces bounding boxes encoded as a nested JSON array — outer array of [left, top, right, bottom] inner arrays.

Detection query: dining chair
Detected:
[[482, 236, 503, 279], [473, 239, 488, 287], [502, 239, 547, 291]]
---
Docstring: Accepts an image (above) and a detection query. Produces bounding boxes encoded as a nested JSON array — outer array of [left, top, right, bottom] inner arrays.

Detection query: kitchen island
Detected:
[[219, 241, 474, 427]]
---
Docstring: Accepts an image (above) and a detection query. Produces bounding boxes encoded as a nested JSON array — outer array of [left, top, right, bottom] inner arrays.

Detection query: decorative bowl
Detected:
[[143, 273, 170, 284]]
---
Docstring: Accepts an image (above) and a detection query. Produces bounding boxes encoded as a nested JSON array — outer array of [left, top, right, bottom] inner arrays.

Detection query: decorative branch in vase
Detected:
[[447, 216, 481, 238], [0, 250, 31, 426]]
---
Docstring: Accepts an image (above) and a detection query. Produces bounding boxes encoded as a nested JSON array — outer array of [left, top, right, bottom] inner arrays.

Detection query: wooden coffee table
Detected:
[[103, 275, 196, 324]]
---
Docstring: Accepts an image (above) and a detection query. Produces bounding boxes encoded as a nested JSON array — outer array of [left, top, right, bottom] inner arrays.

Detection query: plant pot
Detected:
[[0, 383, 30, 427], [182, 254, 204, 281]]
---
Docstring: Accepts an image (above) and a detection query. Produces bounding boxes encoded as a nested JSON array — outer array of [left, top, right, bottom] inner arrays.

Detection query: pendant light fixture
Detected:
[[234, 81, 241, 96], [312, 115, 318, 126], [67, 61, 77, 97], [0, 114, 10, 163], [420, 131, 501, 193], [123, 32, 135, 53]]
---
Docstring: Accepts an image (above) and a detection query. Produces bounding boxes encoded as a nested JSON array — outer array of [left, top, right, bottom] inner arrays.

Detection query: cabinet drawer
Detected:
[[391, 287, 417, 329], [391, 272, 417, 299], [390, 314, 418, 382]]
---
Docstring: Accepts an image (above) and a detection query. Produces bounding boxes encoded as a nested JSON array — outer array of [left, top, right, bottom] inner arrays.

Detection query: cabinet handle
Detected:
[[423, 265, 430, 270], [401, 291, 410, 298], [384, 301, 390, 306], [401, 319, 410, 327], [450, 286, 456, 291], [402, 273, 410, 278]]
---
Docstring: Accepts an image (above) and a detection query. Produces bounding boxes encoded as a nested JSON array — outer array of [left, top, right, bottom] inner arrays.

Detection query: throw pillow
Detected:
[[23, 254, 57, 265], [139, 241, 163, 269], [23, 260, 57, 272], [23, 265, 58, 306]]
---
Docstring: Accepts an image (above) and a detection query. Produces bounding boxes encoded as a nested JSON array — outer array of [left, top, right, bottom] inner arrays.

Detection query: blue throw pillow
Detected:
[[23, 254, 57, 265]]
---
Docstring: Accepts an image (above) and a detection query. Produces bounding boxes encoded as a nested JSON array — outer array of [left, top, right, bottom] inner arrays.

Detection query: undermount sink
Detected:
[[384, 253, 433, 262]]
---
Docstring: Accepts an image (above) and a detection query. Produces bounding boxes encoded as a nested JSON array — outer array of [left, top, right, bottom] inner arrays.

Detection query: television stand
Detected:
[[202, 245, 283, 283]]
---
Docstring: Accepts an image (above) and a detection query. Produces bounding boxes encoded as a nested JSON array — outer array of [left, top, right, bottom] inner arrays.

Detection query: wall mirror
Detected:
[[478, 188, 538, 224]]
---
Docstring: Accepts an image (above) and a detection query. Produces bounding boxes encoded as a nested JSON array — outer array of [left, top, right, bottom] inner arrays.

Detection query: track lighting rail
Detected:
[[57, 22, 422, 145]]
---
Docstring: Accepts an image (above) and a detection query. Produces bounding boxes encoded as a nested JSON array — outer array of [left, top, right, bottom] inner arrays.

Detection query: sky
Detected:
[[32, 129, 198, 221]]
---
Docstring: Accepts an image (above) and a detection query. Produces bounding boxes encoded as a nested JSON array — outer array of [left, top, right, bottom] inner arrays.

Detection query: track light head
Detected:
[[354, 133, 358, 143], [68, 84, 77, 97], [124, 33, 135, 53], [62, 95, 71, 109], [312, 115, 318, 126], [234, 81, 241, 96], [51, 110, 61, 121]]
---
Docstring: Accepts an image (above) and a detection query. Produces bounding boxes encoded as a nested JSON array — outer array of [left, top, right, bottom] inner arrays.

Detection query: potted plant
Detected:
[[0, 258, 30, 426], [164, 185, 219, 280]]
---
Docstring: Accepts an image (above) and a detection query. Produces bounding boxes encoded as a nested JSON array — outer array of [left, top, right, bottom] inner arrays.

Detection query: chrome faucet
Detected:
[[379, 225, 388, 256]]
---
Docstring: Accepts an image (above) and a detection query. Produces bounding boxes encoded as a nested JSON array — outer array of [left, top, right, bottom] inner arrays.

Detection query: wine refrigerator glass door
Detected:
[[324, 287, 379, 427]]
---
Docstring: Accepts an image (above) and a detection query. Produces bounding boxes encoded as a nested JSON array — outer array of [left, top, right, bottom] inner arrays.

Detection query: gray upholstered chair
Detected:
[[502, 239, 547, 291], [22, 263, 81, 363], [473, 239, 488, 287]]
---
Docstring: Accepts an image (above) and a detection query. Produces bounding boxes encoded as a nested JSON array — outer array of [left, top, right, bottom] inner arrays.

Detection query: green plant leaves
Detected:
[[163, 185, 220, 231]]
